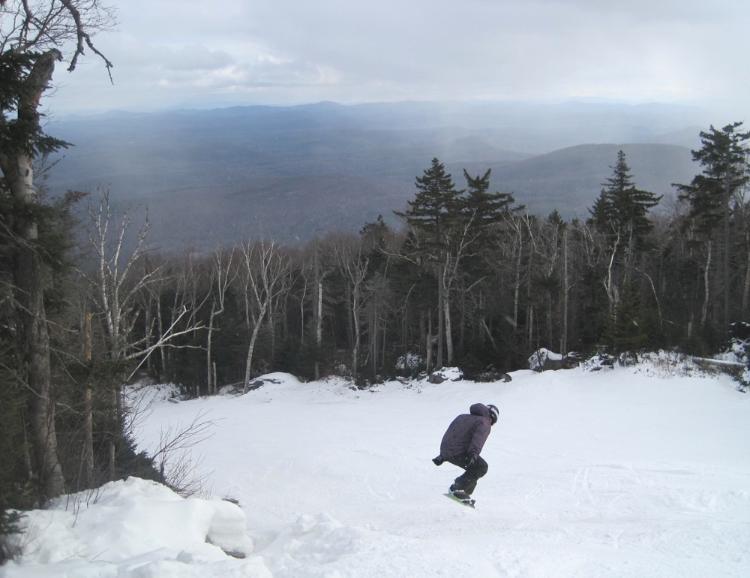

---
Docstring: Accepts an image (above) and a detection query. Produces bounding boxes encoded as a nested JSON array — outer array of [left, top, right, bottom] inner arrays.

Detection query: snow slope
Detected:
[[4, 366, 750, 577]]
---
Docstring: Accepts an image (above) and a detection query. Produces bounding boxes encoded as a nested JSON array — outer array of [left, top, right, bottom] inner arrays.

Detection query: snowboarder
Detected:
[[432, 403, 499, 501]]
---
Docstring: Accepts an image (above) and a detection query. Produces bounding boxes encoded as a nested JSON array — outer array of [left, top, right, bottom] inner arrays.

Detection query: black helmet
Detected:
[[487, 404, 499, 425]]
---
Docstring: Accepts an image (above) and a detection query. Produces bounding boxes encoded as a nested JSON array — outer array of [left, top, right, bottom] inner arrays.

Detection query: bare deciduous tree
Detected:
[[240, 240, 290, 391], [333, 234, 369, 378], [206, 248, 237, 395], [81, 193, 203, 479]]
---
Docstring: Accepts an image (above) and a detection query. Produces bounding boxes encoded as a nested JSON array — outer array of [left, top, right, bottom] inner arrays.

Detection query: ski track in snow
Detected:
[[4, 367, 750, 577]]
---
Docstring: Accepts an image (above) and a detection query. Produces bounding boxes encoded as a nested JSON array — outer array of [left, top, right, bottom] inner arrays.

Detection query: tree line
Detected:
[[5, 123, 749, 520], [2, 0, 750, 558]]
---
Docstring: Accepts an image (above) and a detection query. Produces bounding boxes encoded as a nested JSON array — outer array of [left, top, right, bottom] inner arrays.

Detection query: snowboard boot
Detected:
[[450, 489, 471, 501]]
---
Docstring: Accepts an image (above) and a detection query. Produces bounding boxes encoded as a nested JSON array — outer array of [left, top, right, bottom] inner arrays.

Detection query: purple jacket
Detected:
[[439, 403, 493, 460]]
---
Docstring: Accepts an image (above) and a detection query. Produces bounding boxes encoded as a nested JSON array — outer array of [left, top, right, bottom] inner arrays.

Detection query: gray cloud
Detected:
[[48, 0, 748, 119], [159, 46, 235, 72]]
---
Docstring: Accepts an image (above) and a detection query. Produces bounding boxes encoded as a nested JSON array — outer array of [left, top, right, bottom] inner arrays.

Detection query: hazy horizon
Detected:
[[46, 0, 748, 122]]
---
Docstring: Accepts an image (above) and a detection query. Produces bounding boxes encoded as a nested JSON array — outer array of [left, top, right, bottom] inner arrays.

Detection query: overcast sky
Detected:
[[49, 0, 748, 119]]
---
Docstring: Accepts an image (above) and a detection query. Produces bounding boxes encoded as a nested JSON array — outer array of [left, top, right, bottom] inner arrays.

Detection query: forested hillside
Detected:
[[51, 138, 741, 398], [44, 104, 701, 248]]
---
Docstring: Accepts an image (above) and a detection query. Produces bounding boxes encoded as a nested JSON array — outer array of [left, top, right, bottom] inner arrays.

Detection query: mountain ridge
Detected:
[[44, 102, 702, 249]]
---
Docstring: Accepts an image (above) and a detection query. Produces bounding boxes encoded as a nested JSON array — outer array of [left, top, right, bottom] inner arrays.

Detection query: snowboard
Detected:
[[444, 492, 476, 508]]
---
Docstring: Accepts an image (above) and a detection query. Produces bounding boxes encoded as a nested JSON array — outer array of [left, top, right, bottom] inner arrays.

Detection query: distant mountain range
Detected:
[[45, 101, 706, 249]]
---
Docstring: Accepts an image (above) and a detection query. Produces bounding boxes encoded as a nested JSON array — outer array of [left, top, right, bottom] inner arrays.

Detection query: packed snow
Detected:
[[4, 364, 750, 577]]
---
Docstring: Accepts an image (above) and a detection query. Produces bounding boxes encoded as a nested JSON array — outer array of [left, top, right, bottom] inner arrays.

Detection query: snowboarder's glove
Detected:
[[432, 455, 444, 466], [465, 453, 477, 468]]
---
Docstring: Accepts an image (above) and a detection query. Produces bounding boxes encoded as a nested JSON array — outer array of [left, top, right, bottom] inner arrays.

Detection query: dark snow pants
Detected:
[[448, 454, 488, 495]]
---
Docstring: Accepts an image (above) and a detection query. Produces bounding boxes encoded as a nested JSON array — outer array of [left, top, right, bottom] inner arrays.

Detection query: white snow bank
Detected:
[[249, 372, 302, 387], [3, 477, 262, 578]]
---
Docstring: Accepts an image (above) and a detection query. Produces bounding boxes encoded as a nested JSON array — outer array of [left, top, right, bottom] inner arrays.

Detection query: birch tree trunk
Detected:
[[527, 305, 534, 351], [701, 240, 713, 327], [604, 231, 621, 319], [243, 303, 267, 389], [333, 236, 369, 379], [312, 246, 326, 380], [560, 228, 569, 355], [299, 275, 308, 345], [436, 271, 444, 368], [513, 225, 523, 330], [425, 313, 433, 371], [722, 189, 731, 329], [742, 230, 750, 317], [85, 194, 203, 481], [351, 290, 361, 377], [206, 305, 217, 394], [83, 311, 94, 487], [315, 278, 324, 380], [206, 249, 236, 394], [241, 241, 289, 390], [443, 278, 453, 364]]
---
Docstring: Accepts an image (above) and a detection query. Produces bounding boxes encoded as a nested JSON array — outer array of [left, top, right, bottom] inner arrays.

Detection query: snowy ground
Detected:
[[4, 365, 750, 577]]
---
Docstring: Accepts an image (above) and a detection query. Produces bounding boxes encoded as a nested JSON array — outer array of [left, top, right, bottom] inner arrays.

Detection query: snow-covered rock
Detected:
[[528, 347, 564, 371], [395, 352, 423, 374], [427, 366, 463, 383], [581, 352, 615, 371]]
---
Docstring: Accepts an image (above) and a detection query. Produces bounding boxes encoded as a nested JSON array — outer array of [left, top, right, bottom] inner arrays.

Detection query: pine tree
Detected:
[[463, 168, 520, 229], [395, 159, 467, 367], [0, 1, 113, 504], [588, 151, 660, 350], [676, 123, 750, 235], [395, 158, 462, 257], [591, 150, 661, 249], [675, 122, 750, 330]]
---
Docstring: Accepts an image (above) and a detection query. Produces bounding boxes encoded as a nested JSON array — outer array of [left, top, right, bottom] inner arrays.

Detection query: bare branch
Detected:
[[59, 0, 114, 81]]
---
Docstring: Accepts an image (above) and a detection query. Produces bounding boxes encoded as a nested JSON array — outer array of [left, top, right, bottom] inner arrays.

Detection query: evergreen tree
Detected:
[[590, 150, 661, 249], [462, 168, 520, 229], [461, 169, 521, 282], [606, 284, 649, 353], [588, 151, 660, 350], [395, 158, 462, 257], [675, 122, 750, 330], [0, 0, 113, 505], [676, 123, 750, 235], [395, 159, 469, 367]]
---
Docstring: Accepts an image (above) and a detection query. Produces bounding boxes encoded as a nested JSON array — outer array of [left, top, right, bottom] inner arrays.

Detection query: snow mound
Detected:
[[581, 352, 616, 371], [3, 477, 262, 577], [253, 372, 302, 386], [216, 372, 307, 396], [264, 513, 362, 574], [528, 347, 564, 371], [427, 366, 463, 383]]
